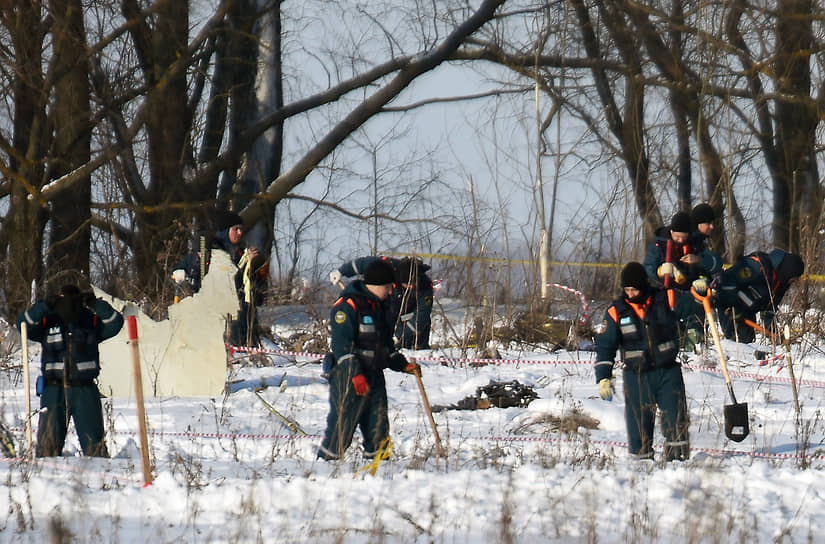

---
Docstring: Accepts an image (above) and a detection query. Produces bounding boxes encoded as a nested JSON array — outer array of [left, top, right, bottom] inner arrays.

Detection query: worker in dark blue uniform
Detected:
[[644, 211, 722, 352], [595, 262, 690, 462], [330, 255, 434, 349], [172, 210, 267, 345], [393, 257, 434, 349], [17, 284, 124, 457], [318, 260, 421, 460], [644, 211, 722, 290], [713, 249, 804, 342]]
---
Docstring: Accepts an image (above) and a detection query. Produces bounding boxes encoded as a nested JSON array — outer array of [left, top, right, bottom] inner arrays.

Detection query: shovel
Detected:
[[410, 358, 446, 457], [692, 287, 750, 442]]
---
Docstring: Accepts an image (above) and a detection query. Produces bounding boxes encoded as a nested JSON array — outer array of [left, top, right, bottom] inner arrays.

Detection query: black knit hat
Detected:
[[670, 211, 692, 234], [777, 253, 804, 283], [364, 260, 396, 286], [215, 210, 243, 232], [395, 258, 419, 285], [621, 262, 649, 290], [60, 284, 81, 297], [691, 203, 715, 225]]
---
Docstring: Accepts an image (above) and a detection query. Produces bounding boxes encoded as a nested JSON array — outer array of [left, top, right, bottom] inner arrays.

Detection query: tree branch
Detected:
[[239, 0, 507, 226]]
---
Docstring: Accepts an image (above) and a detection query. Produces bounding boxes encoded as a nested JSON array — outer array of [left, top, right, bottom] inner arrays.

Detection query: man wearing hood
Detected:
[[594, 262, 690, 462], [713, 250, 804, 342]]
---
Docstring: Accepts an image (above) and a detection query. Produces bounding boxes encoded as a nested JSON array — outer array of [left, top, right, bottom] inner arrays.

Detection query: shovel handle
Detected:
[[664, 240, 676, 309], [743, 318, 780, 342], [692, 287, 735, 391], [693, 287, 749, 440], [411, 359, 446, 457], [21, 322, 33, 459]]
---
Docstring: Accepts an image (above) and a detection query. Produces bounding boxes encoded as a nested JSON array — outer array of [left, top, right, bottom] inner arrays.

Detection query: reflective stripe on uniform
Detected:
[[624, 350, 645, 361], [23, 309, 38, 326], [76, 361, 97, 371], [619, 323, 638, 336], [100, 312, 119, 324], [656, 341, 677, 354], [337, 354, 356, 365]]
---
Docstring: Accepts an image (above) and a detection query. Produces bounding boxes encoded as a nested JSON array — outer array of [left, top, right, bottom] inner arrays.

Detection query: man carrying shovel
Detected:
[[595, 262, 690, 462], [317, 259, 422, 461]]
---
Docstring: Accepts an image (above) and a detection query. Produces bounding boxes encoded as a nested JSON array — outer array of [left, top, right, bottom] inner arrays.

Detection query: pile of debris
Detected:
[[431, 380, 539, 412]]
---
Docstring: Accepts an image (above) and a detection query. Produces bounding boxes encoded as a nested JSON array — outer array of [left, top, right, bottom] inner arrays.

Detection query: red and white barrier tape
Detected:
[[416, 355, 596, 366], [7, 426, 322, 443], [685, 362, 825, 389], [226, 344, 323, 360], [6, 427, 822, 464], [548, 283, 590, 325], [480, 434, 825, 461], [225, 343, 825, 389]]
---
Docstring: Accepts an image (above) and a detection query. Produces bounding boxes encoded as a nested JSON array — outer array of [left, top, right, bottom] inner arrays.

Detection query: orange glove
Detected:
[[404, 362, 422, 377], [352, 374, 370, 396]]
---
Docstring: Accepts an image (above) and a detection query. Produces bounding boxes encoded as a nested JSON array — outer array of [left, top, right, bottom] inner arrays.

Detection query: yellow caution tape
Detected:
[[385, 252, 824, 281]]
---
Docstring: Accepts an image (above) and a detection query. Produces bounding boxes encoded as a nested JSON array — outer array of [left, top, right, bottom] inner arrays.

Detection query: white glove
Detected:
[[171, 269, 186, 284], [657, 262, 675, 277], [691, 278, 708, 295], [673, 266, 688, 286], [329, 269, 342, 286]]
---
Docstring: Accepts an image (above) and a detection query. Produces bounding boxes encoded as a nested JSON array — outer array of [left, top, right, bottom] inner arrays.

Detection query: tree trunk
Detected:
[[773, 0, 821, 253], [236, 1, 283, 254], [127, 0, 191, 297], [47, 0, 92, 280], [3, 3, 47, 316]]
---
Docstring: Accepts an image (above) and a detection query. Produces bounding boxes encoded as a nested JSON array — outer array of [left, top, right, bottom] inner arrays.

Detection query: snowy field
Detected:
[[2, 299, 825, 543]]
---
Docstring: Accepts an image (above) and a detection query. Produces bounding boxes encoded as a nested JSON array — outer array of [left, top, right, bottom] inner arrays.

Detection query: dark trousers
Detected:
[[395, 293, 432, 349], [230, 301, 259, 346], [675, 294, 704, 335], [319, 367, 388, 459], [718, 310, 756, 343], [37, 383, 108, 457], [622, 365, 690, 461]]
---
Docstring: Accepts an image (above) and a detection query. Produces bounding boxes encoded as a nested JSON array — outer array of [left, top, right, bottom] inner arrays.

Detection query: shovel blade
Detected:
[[724, 402, 749, 442]]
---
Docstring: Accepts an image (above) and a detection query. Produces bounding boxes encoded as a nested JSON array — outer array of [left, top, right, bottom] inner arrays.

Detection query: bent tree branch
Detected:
[[239, 0, 507, 227]]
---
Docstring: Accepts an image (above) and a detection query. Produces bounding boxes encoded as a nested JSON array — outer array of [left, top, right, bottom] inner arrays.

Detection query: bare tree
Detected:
[[454, 0, 823, 266], [0, 0, 506, 317]]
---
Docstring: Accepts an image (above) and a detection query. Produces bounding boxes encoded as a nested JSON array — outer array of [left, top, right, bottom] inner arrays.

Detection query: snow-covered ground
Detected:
[[2, 299, 825, 543]]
